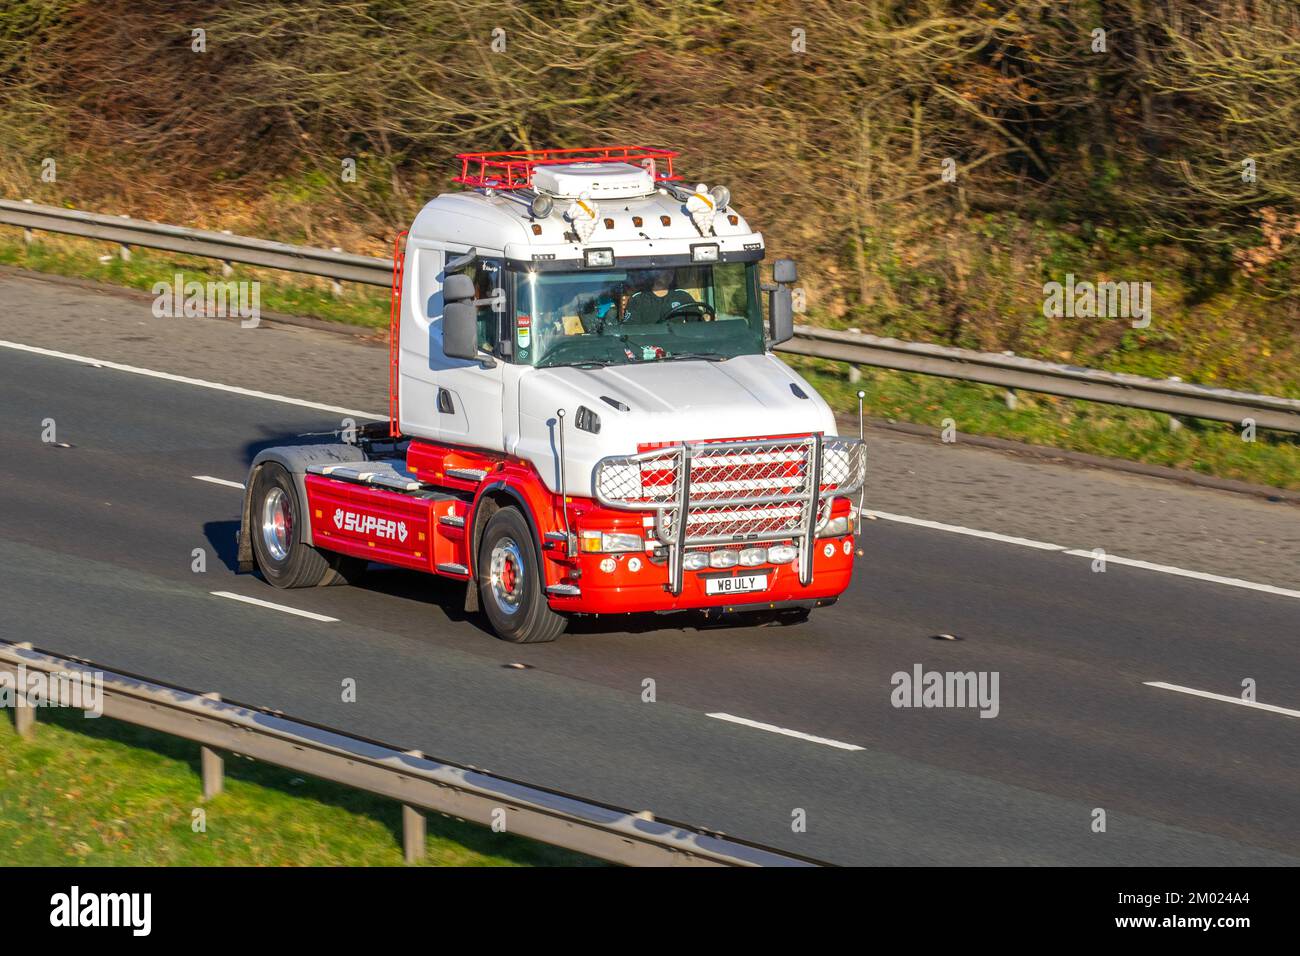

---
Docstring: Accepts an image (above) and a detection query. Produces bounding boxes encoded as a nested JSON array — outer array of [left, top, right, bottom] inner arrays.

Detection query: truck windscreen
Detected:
[[509, 262, 765, 368]]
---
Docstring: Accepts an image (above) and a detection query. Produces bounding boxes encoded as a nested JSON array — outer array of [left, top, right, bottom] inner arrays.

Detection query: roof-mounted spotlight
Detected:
[[709, 184, 731, 211], [529, 193, 554, 219]]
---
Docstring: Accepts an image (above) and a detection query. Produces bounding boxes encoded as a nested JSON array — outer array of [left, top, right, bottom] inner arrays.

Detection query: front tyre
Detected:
[[477, 508, 566, 644], [250, 463, 357, 588]]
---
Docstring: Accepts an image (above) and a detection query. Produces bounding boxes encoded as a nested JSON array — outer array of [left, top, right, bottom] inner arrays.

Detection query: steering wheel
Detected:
[[656, 300, 716, 323]]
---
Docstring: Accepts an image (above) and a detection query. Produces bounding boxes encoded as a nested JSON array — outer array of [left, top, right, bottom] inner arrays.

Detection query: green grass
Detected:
[[795, 357, 1300, 491], [2, 228, 1296, 491], [0, 708, 598, 866], [0, 232, 390, 329]]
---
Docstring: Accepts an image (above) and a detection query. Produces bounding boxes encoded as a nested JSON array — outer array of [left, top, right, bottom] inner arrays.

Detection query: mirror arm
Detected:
[[445, 247, 477, 273]]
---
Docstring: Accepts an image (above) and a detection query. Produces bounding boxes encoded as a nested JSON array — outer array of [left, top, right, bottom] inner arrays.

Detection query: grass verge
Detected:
[[2, 229, 1296, 491], [0, 707, 598, 866], [0, 232, 390, 329]]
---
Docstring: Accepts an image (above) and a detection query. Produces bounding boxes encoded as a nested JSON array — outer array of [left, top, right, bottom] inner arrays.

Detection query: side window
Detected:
[[413, 246, 443, 328], [470, 259, 504, 354]]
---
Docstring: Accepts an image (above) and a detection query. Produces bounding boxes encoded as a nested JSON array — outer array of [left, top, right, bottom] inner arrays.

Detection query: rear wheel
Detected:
[[250, 463, 363, 588], [476, 508, 566, 644]]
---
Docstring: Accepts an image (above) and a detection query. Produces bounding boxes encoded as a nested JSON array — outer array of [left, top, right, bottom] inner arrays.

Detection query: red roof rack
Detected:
[[453, 145, 680, 191]]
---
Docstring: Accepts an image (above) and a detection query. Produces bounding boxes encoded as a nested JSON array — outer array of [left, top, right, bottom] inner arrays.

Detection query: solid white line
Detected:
[[1064, 550, 1300, 601], [1144, 681, 1300, 719], [707, 713, 864, 751], [863, 509, 1067, 551], [0, 340, 385, 420], [210, 591, 339, 623], [865, 509, 1299, 603], [193, 475, 245, 490]]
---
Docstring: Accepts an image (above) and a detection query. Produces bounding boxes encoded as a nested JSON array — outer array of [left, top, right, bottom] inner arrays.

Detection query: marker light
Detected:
[[691, 243, 719, 263], [584, 248, 614, 268], [709, 549, 739, 569], [739, 547, 767, 567]]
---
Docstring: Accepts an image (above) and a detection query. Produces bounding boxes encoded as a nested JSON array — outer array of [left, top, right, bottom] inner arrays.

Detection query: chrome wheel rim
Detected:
[[488, 537, 525, 616], [260, 486, 293, 562]]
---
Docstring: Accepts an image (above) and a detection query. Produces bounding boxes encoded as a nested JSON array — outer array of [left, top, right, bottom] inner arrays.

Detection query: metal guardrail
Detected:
[[0, 640, 816, 867], [0, 199, 390, 285], [783, 326, 1300, 433], [4, 198, 1298, 432]]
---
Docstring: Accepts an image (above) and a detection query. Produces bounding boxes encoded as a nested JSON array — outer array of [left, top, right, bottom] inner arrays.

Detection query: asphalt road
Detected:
[[1, 269, 1297, 864]]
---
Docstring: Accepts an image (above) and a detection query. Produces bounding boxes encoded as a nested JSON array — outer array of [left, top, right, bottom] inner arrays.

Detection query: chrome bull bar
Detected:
[[592, 435, 867, 595]]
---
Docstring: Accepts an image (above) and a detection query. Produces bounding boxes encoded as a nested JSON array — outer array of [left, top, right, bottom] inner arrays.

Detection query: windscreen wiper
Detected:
[[666, 351, 729, 362]]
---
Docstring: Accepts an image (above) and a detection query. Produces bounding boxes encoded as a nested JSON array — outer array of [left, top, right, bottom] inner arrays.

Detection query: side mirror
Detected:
[[773, 258, 797, 284], [443, 273, 475, 303], [768, 286, 794, 346], [443, 301, 479, 360]]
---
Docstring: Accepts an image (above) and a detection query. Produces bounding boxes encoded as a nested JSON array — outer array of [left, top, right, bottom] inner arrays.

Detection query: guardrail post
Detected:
[[13, 694, 35, 738], [200, 692, 223, 800], [330, 248, 344, 296], [11, 641, 35, 737], [1004, 389, 1018, 410], [402, 804, 426, 863], [220, 230, 233, 277], [201, 746, 223, 800], [848, 366, 862, 384], [22, 228, 33, 246], [402, 749, 427, 863]]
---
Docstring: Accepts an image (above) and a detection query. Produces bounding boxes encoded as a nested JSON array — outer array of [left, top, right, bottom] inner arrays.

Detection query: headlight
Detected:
[[817, 515, 853, 538], [580, 530, 642, 553], [683, 551, 710, 571], [709, 549, 739, 569], [739, 547, 767, 566], [767, 545, 797, 564]]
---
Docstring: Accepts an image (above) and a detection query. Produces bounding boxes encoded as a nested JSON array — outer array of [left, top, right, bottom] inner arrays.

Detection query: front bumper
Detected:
[[544, 533, 856, 615]]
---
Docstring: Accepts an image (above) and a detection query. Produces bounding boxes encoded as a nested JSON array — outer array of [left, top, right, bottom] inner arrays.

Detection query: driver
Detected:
[[622, 268, 698, 325]]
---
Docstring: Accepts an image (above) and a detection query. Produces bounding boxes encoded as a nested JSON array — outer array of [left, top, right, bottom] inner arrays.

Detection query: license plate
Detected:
[[705, 573, 769, 595]]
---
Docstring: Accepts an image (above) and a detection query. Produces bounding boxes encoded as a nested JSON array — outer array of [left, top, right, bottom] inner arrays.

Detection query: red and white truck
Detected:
[[237, 146, 866, 643]]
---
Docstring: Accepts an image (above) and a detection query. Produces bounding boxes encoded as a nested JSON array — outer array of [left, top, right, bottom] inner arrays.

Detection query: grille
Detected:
[[594, 435, 866, 549]]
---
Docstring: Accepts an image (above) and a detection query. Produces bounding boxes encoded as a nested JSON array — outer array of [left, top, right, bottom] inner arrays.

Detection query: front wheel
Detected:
[[476, 508, 566, 644]]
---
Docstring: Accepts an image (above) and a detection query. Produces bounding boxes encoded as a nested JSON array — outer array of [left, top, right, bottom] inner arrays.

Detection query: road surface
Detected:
[[1, 268, 1296, 865]]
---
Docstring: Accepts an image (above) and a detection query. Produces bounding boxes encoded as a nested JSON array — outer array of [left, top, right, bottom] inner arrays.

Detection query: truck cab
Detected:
[[240, 146, 865, 643]]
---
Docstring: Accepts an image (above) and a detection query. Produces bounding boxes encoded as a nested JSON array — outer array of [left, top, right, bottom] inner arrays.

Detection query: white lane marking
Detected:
[[1064, 550, 1300, 601], [193, 475, 245, 490], [707, 713, 864, 751], [1144, 681, 1300, 720], [210, 591, 338, 623], [865, 509, 1299, 602], [862, 509, 1066, 551], [0, 340, 385, 420]]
